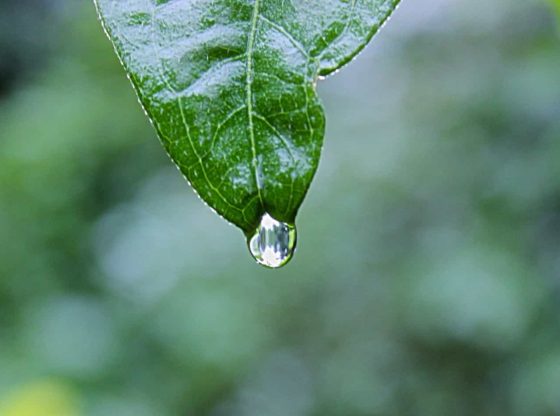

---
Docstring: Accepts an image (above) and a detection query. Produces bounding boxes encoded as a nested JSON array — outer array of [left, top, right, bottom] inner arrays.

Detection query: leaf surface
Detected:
[[95, 0, 399, 234]]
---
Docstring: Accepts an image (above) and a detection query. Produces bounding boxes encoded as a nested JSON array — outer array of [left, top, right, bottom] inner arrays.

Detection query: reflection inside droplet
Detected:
[[248, 213, 297, 269]]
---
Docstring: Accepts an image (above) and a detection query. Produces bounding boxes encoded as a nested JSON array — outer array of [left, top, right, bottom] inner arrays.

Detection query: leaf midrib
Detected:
[[246, 0, 264, 212]]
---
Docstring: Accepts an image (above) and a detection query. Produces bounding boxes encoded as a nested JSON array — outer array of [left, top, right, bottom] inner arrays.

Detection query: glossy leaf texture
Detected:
[[94, 0, 399, 234]]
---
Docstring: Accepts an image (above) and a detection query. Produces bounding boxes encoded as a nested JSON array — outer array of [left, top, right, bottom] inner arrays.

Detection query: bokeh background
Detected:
[[1, 0, 560, 415]]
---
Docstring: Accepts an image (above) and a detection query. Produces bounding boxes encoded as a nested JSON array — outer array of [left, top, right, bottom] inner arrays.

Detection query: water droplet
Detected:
[[248, 213, 297, 269]]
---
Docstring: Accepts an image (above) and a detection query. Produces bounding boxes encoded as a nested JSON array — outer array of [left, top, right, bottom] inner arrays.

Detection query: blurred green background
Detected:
[[1, 0, 560, 415]]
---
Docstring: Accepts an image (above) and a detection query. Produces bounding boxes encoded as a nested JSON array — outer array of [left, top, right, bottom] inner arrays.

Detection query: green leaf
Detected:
[[94, 0, 399, 235]]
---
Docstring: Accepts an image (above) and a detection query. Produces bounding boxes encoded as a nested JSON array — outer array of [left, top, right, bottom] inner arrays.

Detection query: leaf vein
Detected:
[[258, 14, 309, 59], [246, 0, 264, 211]]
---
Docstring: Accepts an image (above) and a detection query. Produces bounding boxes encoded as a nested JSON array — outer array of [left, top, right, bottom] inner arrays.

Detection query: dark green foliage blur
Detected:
[[0, 0, 559, 415]]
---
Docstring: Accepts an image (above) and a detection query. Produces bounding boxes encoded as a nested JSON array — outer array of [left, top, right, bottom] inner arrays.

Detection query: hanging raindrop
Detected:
[[248, 213, 297, 268]]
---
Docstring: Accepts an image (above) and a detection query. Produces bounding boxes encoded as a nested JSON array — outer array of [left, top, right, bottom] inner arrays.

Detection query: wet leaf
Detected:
[[94, 0, 399, 235]]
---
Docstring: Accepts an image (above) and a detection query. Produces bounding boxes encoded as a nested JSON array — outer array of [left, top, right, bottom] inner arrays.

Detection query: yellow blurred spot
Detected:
[[0, 381, 79, 416], [553, 0, 560, 17]]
